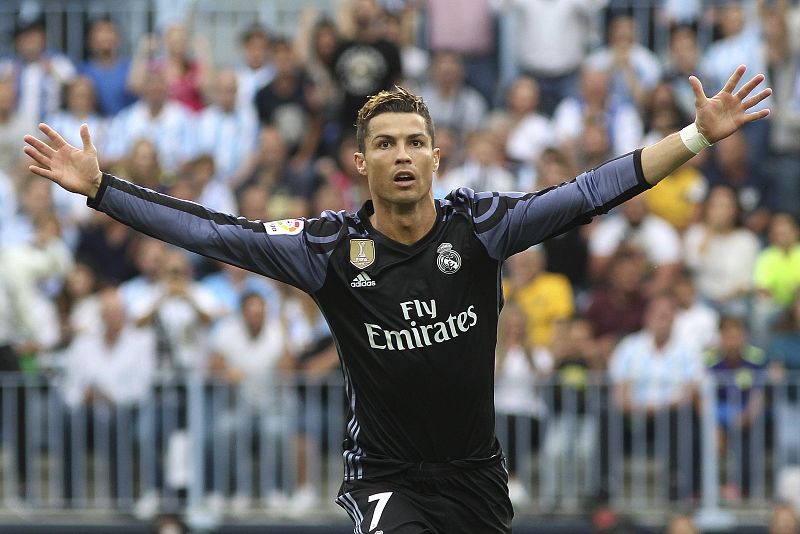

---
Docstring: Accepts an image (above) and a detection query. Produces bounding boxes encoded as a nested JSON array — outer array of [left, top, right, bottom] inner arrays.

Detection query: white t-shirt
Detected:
[[589, 214, 682, 265]]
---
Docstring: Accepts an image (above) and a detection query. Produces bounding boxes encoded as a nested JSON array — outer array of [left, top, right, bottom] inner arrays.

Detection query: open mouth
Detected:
[[393, 171, 416, 185]]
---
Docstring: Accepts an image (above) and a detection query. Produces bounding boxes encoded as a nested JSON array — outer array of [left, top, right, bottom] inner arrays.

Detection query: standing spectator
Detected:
[[683, 185, 760, 316], [110, 138, 173, 192], [504, 245, 574, 349], [767, 292, 800, 466], [500, 0, 608, 116], [196, 69, 259, 185], [104, 68, 195, 173], [293, 12, 340, 137], [706, 315, 767, 499], [436, 130, 516, 194], [502, 76, 553, 166], [663, 25, 703, 120], [129, 22, 213, 112], [418, 50, 488, 139], [234, 24, 274, 115], [118, 237, 168, 314], [672, 267, 720, 355], [0, 16, 76, 124], [610, 294, 702, 500], [81, 18, 137, 117], [380, 9, 429, 89], [588, 195, 682, 296], [424, 0, 497, 103], [0, 77, 36, 178], [585, 14, 662, 110], [330, 0, 402, 136], [75, 212, 138, 285], [553, 67, 643, 159], [254, 40, 322, 169]]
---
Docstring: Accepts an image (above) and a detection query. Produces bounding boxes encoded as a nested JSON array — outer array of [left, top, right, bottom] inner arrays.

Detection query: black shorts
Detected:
[[336, 460, 513, 534]]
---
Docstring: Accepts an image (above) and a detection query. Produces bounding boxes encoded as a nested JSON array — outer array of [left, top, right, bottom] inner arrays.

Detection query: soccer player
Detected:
[[24, 65, 770, 533]]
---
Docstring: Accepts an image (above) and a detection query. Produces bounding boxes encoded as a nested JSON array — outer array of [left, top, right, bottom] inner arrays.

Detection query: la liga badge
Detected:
[[264, 219, 304, 235]]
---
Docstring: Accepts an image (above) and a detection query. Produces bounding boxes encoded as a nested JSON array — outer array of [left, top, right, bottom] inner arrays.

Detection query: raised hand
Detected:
[[692, 65, 771, 145], [23, 123, 103, 199]]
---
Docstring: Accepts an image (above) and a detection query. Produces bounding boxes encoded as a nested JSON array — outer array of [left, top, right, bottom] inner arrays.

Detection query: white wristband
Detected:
[[679, 123, 712, 154]]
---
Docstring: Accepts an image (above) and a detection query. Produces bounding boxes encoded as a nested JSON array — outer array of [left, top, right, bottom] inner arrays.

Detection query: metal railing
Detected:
[[0, 370, 791, 527]]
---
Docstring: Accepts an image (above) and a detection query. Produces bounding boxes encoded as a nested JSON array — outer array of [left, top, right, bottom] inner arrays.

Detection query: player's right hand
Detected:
[[24, 123, 103, 199]]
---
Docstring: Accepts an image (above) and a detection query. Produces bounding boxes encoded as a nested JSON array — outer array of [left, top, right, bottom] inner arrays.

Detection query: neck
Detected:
[[370, 196, 437, 246]]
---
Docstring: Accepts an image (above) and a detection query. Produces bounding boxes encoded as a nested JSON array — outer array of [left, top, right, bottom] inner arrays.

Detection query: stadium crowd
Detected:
[[1, 0, 800, 527]]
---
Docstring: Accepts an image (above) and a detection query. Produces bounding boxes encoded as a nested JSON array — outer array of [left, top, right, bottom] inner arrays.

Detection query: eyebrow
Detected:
[[372, 132, 427, 142]]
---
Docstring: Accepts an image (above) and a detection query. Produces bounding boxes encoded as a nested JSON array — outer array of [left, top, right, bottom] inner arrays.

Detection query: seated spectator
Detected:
[[683, 185, 760, 316], [610, 294, 701, 500], [672, 267, 720, 355], [196, 69, 259, 185], [118, 237, 167, 314], [584, 14, 662, 110], [501, 76, 552, 166], [584, 252, 649, 362], [80, 18, 137, 117], [75, 212, 139, 285], [553, 67, 643, 159], [208, 292, 316, 511], [1, 176, 54, 248], [172, 155, 236, 216], [0, 15, 76, 124], [254, 39, 322, 169], [129, 22, 213, 111], [504, 244, 574, 348], [494, 303, 551, 505], [574, 117, 614, 171], [104, 68, 195, 174], [418, 50, 488, 139], [234, 24, 275, 115], [542, 317, 600, 505], [55, 262, 101, 343], [588, 195, 682, 296], [110, 137, 174, 192], [436, 129, 516, 193], [706, 316, 767, 499]]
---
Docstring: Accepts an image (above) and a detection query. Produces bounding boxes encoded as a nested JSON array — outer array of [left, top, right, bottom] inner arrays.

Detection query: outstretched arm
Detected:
[[641, 65, 771, 185]]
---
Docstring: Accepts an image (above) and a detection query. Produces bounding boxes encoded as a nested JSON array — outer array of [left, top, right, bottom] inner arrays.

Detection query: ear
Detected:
[[432, 147, 441, 172], [354, 152, 368, 176]]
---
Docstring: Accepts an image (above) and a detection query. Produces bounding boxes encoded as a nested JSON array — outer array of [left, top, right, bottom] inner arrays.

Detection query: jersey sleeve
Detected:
[[461, 149, 650, 260], [87, 173, 337, 293]]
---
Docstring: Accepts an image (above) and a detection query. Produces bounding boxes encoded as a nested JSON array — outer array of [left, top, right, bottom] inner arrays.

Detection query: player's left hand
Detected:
[[691, 65, 771, 145]]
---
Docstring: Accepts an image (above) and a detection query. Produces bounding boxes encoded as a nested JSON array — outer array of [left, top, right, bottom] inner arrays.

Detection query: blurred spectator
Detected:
[[55, 262, 101, 344], [315, 133, 369, 213], [80, 18, 137, 116], [588, 195, 682, 296], [504, 245, 575, 348], [609, 294, 701, 500], [585, 14, 662, 110], [706, 315, 767, 499], [111, 138, 174, 192], [424, 0, 497, 103], [130, 22, 213, 112], [208, 292, 316, 510], [1, 175, 53, 248], [200, 261, 281, 318], [0, 77, 37, 178], [61, 287, 156, 409], [494, 303, 551, 505], [237, 184, 271, 222], [418, 50, 487, 139], [502, 76, 552, 165], [752, 213, 800, 346], [173, 155, 236, 216], [575, 118, 614, 171], [293, 12, 340, 134], [195, 68, 259, 186], [234, 24, 275, 115], [0, 16, 77, 124], [672, 267, 720, 355], [770, 502, 800, 534], [553, 67, 643, 159], [663, 25, 702, 120], [703, 130, 771, 234], [683, 185, 760, 316], [664, 512, 699, 534], [131, 249, 221, 375], [761, 0, 800, 222], [436, 130, 516, 193], [330, 0, 402, 135], [584, 252, 648, 361], [75, 212, 139, 285], [104, 68, 195, 173], [118, 237, 167, 314], [767, 292, 800, 465], [254, 40, 322, 168], [500, 0, 607, 116], [542, 317, 600, 505], [380, 9, 429, 89]]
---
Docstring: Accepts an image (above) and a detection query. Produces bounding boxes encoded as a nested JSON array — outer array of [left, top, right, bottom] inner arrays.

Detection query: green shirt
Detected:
[[754, 244, 800, 307]]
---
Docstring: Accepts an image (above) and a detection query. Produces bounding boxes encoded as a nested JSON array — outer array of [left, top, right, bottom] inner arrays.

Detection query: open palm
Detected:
[[692, 65, 771, 145], [23, 123, 103, 198]]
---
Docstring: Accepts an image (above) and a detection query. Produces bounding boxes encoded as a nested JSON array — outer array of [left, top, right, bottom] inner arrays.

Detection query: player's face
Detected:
[[355, 112, 440, 208]]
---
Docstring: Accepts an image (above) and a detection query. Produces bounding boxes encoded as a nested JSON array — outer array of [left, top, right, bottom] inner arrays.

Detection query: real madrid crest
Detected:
[[350, 239, 375, 269], [436, 243, 461, 274]]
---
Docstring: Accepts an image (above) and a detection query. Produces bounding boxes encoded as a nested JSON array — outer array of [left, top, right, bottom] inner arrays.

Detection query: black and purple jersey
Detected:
[[88, 149, 649, 481]]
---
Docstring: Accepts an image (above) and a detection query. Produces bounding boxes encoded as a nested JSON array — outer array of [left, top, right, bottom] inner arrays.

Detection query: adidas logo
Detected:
[[350, 272, 376, 288]]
